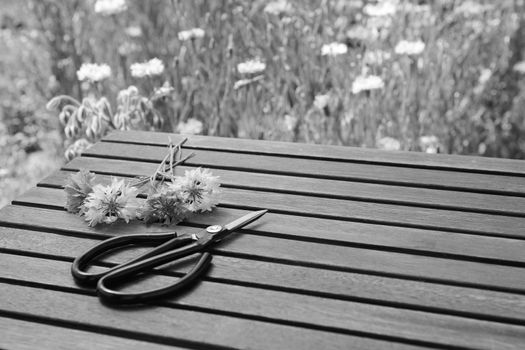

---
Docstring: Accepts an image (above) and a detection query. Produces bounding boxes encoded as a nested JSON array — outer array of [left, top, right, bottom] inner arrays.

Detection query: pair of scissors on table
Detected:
[[71, 209, 268, 305]]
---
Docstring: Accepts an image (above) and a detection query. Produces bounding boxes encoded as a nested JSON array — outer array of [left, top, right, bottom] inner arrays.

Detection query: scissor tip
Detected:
[[255, 209, 269, 216]]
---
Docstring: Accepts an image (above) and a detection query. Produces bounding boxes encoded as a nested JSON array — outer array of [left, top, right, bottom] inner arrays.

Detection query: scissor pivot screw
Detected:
[[206, 225, 222, 233]]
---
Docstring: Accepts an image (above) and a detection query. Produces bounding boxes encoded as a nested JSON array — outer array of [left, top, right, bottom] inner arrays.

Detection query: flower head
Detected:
[[171, 168, 221, 212], [178, 28, 205, 41], [65, 139, 93, 161], [321, 42, 348, 57], [513, 61, 525, 74], [377, 137, 401, 151], [177, 118, 203, 135], [478, 68, 492, 84], [454, 1, 493, 17], [130, 58, 165, 78], [82, 178, 140, 226], [363, 2, 397, 17], [419, 135, 440, 154], [283, 114, 297, 131], [137, 184, 189, 225], [394, 40, 425, 56], [313, 94, 330, 110], [64, 170, 96, 213], [264, 0, 293, 15], [237, 59, 266, 74], [151, 82, 175, 101], [76, 63, 111, 82], [351, 75, 384, 94], [125, 26, 142, 37], [94, 0, 127, 15]]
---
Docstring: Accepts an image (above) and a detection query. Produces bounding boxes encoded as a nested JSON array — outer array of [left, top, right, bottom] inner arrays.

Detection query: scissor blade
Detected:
[[224, 209, 268, 233]]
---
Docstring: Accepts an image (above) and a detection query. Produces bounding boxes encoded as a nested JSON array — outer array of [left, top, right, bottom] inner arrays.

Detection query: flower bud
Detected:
[[59, 110, 70, 126], [76, 105, 86, 122], [65, 146, 76, 161], [85, 126, 95, 139], [70, 122, 80, 137], [64, 125, 73, 139]]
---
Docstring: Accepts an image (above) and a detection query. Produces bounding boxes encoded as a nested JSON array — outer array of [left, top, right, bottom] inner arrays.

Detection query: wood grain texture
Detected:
[[104, 130, 525, 176], [24, 181, 525, 240], [0, 317, 187, 350], [0, 283, 429, 350], [84, 141, 525, 195], [62, 157, 525, 217], [6, 252, 525, 350], [4, 204, 525, 316], [9, 188, 525, 292], [9, 190, 525, 292], [3, 225, 525, 324], [7, 198, 525, 269], [3, 131, 525, 349], [2, 228, 525, 325]]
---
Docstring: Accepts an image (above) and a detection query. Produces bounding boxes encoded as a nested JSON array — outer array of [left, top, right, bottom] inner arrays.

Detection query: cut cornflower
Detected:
[[137, 184, 189, 225], [64, 170, 96, 214], [82, 178, 140, 226], [171, 168, 221, 212]]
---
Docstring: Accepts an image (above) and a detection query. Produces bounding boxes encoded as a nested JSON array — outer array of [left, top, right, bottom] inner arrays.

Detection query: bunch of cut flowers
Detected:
[[64, 139, 220, 227]]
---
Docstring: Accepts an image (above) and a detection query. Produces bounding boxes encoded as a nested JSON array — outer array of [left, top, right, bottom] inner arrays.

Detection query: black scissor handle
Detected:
[[71, 232, 192, 286], [97, 241, 212, 305]]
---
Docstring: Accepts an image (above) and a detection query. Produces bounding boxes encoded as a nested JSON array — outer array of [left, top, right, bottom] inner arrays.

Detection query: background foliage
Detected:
[[1, 0, 525, 208]]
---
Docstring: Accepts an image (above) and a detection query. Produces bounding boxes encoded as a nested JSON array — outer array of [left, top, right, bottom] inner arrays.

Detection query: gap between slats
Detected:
[[1, 254, 524, 350], [60, 159, 525, 218], [25, 181, 525, 242], [3, 245, 525, 327], [102, 131, 525, 177], [3, 207, 525, 297], [5, 200, 525, 271], [82, 142, 525, 197], [0, 282, 451, 350], [0, 316, 190, 350]]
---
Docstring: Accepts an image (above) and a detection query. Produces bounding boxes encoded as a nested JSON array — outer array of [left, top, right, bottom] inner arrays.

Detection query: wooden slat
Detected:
[[63, 157, 525, 217], [104, 130, 525, 176], [0, 317, 186, 350], [7, 198, 525, 268], [2, 227, 525, 325], [28, 180, 525, 240], [9, 190, 525, 292], [4, 202, 525, 298], [84, 142, 525, 195], [3, 250, 525, 349], [3, 130, 525, 349], [0, 283, 429, 350]]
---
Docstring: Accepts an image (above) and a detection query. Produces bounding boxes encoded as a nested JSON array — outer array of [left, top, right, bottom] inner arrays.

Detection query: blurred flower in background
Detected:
[[377, 137, 401, 151], [394, 40, 426, 56], [2, 0, 525, 210], [513, 61, 525, 74], [94, 0, 127, 16], [321, 42, 348, 57], [363, 1, 397, 17], [237, 58, 266, 74], [177, 118, 203, 135], [264, 0, 293, 16], [76, 63, 112, 82], [352, 75, 385, 94], [130, 58, 165, 78], [178, 28, 205, 41]]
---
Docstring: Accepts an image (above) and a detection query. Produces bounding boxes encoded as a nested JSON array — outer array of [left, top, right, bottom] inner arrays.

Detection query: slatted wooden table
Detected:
[[1, 130, 525, 349]]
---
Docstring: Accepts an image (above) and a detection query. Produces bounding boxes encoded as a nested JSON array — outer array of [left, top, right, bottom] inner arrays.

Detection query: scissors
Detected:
[[71, 209, 268, 305]]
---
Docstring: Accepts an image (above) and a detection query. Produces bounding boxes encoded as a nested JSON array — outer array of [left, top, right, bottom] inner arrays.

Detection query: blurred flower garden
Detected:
[[2, 0, 525, 207]]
